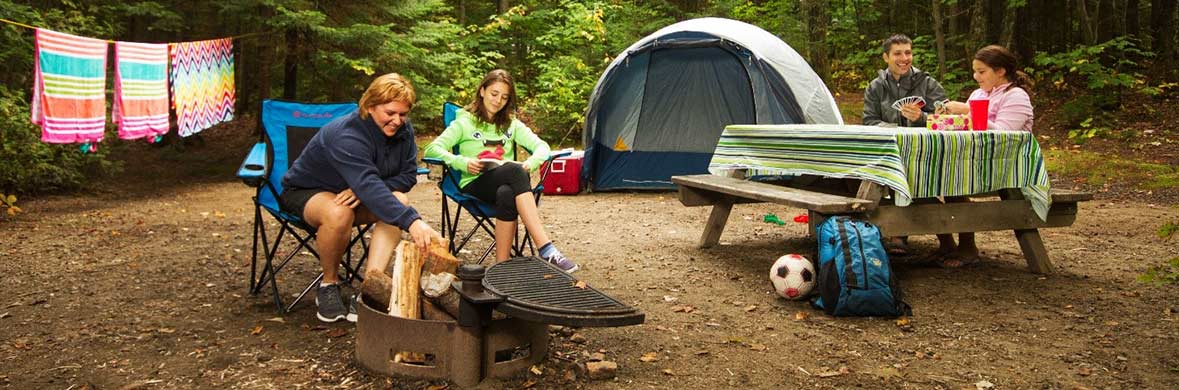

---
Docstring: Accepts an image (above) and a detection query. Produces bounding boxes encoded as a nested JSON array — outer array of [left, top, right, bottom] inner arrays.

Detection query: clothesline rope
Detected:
[[0, 17, 273, 42]]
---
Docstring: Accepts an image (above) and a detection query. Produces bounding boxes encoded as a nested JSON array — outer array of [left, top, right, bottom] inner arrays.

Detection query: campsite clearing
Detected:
[[1, 125, 1177, 389]]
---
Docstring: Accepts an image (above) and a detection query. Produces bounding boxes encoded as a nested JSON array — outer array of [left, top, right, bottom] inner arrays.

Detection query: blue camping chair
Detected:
[[236, 99, 375, 313], [423, 102, 570, 263]]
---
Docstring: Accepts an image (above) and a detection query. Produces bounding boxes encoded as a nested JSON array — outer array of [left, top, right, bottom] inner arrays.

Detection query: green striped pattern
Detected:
[[709, 125, 1052, 220]]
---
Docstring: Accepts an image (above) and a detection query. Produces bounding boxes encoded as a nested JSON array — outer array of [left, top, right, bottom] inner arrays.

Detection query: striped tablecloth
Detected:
[[709, 124, 1052, 220]]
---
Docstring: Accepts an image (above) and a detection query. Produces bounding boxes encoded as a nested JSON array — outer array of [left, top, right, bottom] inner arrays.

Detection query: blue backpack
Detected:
[[811, 217, 911, 317]]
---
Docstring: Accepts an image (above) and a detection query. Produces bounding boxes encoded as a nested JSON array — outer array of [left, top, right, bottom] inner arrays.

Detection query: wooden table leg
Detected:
[[999, 189, 1055, 274], [1014, 228, 1054, 274], [699, 197, 733, 248]]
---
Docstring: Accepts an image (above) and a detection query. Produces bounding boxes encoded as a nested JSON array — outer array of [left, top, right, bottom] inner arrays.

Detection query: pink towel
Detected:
[[170, 38, 235, 137], [114, 41, 170, 140], [31, 28, 109, 144]]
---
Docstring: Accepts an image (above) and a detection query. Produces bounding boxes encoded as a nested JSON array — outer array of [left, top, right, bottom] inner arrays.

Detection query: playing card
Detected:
[[891, 96, 926, 110]]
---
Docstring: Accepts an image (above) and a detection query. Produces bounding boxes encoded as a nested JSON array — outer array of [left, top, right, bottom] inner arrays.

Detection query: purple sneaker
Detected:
[[544, 253, 579, 273]]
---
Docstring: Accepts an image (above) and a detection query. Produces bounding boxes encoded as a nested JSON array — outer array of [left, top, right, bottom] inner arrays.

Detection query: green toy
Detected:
[[763, 213, 785, 225]]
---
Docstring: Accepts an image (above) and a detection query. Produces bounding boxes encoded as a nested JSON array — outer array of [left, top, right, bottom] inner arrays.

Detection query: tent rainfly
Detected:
[[581, 17, 842, 191]]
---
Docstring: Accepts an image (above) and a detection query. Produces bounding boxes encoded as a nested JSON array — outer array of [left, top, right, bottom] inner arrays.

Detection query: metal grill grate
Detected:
[[483, 257, 636, 315]]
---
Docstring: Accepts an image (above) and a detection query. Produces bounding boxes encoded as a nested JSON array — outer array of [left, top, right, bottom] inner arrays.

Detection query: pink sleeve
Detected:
[[989, 87, 1034, 131]]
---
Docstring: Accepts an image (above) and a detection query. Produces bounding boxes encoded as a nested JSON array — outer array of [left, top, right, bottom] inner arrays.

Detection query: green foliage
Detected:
[[0, 85, 119, 194], [0, 192, 19, 218], [1138, 222, 1179, 286], [1033, 37, 1152, 92], [1066, 117, 1108, 145]]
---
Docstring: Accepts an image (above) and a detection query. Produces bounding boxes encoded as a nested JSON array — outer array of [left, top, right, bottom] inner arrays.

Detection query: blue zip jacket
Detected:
[[282, 111, 421, 230]]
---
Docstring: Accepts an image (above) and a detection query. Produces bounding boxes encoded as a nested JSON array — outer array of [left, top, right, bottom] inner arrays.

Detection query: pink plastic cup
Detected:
[[968, 99, 989, 131]]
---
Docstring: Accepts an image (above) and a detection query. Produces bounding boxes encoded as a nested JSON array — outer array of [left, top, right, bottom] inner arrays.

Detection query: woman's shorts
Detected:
[[279, 187, 325, 221]]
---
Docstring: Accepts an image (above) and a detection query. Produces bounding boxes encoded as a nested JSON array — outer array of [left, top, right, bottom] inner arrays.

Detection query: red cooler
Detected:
[[542, 150, 584, 195]]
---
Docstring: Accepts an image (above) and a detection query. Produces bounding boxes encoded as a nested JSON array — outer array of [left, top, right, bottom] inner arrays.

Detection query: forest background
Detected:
[[0, 0, 1176, 204]]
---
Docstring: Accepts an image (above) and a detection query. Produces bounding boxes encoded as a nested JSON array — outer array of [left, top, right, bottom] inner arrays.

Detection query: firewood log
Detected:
[[360, 272, 393, 312]]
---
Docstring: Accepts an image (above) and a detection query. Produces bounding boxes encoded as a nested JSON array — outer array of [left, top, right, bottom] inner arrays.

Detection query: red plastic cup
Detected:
[[968, 99, 989, 131]]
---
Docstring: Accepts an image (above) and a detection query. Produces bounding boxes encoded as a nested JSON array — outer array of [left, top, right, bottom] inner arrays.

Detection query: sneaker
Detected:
[[544, 253, 579, 273], [315, 283, 349, 323]]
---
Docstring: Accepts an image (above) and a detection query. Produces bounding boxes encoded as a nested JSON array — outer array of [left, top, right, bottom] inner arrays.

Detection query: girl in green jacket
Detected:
[[424, 69, 578, 273]]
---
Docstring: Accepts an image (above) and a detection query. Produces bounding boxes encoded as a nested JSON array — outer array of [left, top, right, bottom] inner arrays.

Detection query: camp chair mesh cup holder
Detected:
[[236, 99, 373, 313], [423, 102, 570, 263]]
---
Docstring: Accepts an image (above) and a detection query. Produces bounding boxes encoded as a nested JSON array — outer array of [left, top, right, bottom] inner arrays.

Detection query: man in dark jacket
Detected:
[[862, 34, 947, 128]]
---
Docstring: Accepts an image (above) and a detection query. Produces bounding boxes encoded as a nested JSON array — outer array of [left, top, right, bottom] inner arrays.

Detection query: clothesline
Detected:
[[0, 17, 274, 43]]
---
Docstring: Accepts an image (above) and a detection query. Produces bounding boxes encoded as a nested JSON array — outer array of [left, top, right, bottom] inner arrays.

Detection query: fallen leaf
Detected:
[[640, 352, 659, 362], [250, 326, 264, 335], [543, 274, 554, 279], [426, 385, 449, 390], [794, 312, 809, 321], [326, 328, 349, 338], [573, 281, 588, 289], [670, 305, 695, 313], [895, 318, 910, 326], [521, 379, 537, 388], [530, 365, 543, 375], [1078, 367, 1093, 376], [975, 379, 995, 389], [748, 343, 767, 351], [694, 350, 710, 356], [663, 295, 678, 302], [743, 305, 757, 312], [662, 369, 675, 376], [158, 328, 176, 334], [265, 317, 285, 323]]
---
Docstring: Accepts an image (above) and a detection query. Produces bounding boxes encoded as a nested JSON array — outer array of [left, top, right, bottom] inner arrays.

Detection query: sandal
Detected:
[[885, 237, 910, 256], [934, 252, 980, 268]]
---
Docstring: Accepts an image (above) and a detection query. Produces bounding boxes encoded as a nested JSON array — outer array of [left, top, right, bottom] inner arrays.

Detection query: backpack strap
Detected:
[[835, 219, 858, 289]]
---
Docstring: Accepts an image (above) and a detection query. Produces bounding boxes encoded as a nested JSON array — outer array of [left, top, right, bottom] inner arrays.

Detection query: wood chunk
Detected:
[[360, 272, 394, 312], [419, 298, 456, 322], [585, 361, 618, 380]]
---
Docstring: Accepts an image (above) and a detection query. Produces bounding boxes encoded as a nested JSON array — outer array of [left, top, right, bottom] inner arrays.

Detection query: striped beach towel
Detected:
[[114, 41, 169, 141], [170, 38, 235, 137], [31, 28, 108, 144]]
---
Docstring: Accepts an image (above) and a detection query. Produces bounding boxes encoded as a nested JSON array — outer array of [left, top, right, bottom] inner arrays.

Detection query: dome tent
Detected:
[[581, 17, 842, 190]]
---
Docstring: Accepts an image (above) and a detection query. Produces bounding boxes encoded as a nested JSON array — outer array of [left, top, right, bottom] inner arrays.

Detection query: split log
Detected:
[[390, 240, 423, 318]]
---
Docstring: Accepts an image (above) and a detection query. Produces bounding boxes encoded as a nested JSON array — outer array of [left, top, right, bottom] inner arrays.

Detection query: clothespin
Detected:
[[79, 142, 97, 154]]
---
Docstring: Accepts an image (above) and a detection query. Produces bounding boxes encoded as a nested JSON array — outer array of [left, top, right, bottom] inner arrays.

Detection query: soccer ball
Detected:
[[769, 254, 815, 300]]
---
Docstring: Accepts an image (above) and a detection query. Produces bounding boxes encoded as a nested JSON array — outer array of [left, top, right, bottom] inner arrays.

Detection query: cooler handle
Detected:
[[551, 160, 565, 173]]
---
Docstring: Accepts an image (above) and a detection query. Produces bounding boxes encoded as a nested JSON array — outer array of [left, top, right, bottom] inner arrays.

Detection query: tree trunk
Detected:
[[497, 0, 509, 14], [1127, 0, 1141, 39], [999, 1, 1019, 48], [970, 0, 987, 55], [458, 0, 466, 25], [803, 0, 831, 84], [1098, 0, 1117, 42], [949, 1, 961, 60], [1078, 0, 1097, 44], [1152, 0, 1178, 69], [932, 0, 947, 80], [282, 29, 298, 100]]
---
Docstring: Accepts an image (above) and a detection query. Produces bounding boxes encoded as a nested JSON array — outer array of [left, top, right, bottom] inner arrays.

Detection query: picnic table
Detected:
[[673, 124, 1092, 274]]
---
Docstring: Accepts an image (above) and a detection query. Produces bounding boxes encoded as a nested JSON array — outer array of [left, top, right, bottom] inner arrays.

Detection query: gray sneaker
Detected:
[[315, 283, 349, 323], [545, 254, 579, 273]]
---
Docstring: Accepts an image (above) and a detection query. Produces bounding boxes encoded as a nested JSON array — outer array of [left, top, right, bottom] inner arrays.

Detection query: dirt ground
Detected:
[[2, 123, 1178, 390]]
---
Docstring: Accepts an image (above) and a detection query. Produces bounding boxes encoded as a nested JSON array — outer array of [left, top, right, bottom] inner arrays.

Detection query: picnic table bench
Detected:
[[673, 174, 1092, 274], [673, 124, 1095, 275]]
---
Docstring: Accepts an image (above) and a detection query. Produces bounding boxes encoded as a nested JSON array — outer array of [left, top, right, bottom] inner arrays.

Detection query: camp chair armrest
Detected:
[[422, 157, 445, 165], [238, 142, 268, 187]]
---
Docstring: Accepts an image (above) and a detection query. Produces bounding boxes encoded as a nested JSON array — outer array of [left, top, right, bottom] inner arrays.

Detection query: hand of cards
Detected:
[[891, 96, 926, 110]]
